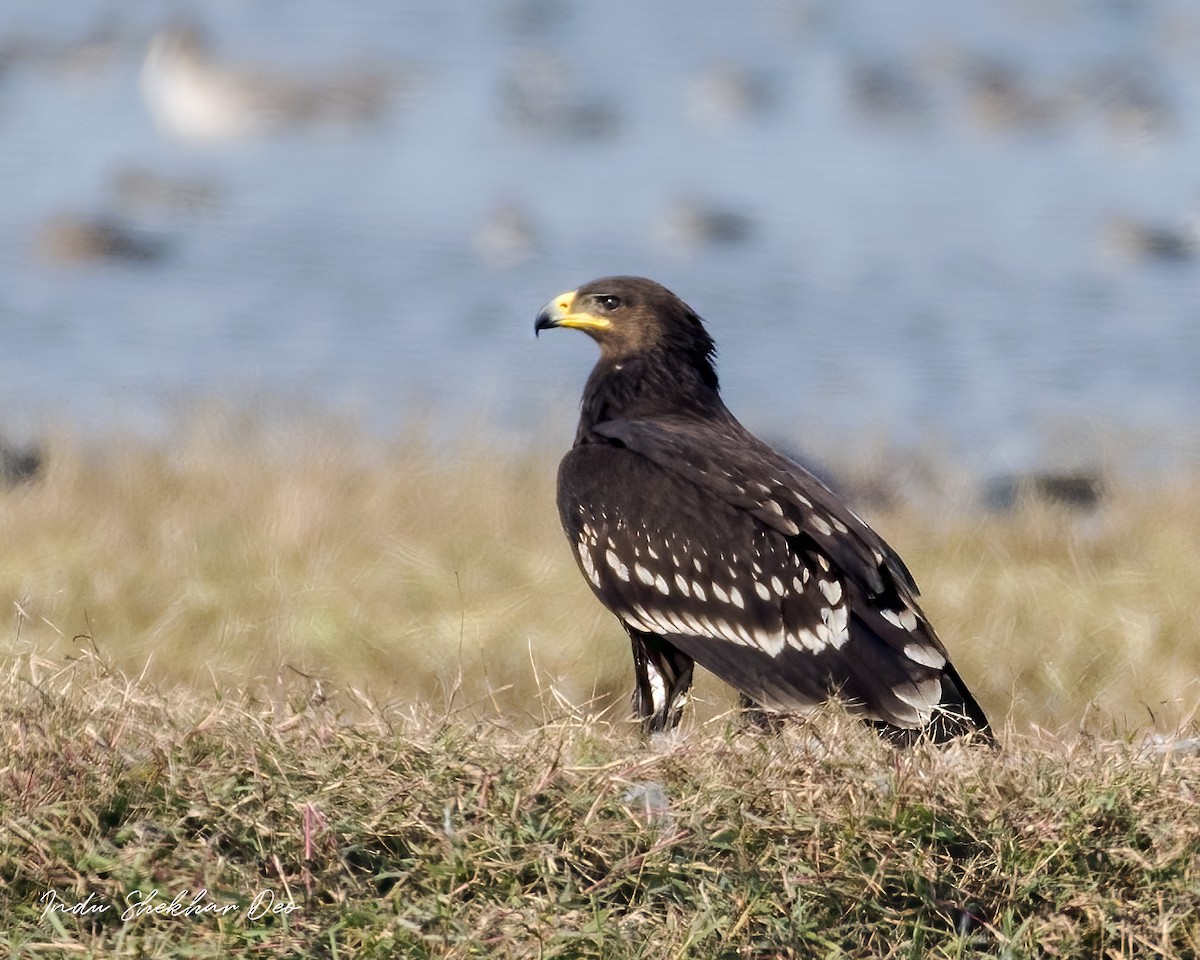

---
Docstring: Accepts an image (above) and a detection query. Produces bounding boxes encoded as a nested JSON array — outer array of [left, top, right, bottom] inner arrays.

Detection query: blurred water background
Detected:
[[2, 0, 1199, 477]]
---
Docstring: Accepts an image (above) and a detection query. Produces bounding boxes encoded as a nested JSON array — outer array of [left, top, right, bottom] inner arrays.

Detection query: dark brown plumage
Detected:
[[536, 276, 992, 744]]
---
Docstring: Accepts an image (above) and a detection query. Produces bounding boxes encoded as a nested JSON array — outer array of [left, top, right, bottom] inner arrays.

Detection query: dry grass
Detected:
[[1, 408, 1199, 957], [1, 408, 617, 722], [1, 650, 1198, 958], [2, 406, 1197, 734]]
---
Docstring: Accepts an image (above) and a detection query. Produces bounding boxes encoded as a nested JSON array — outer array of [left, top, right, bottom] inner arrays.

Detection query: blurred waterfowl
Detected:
[[1102, 215, 1198, 263], [962, 59, 1064, 133], [1073, 61, 1173, 141], [653, 198, 754, 255], [498, 0, 572, 37], [0, 20, 127, 81], [32, 214, 169, 267], [0, 439, 41, 487], [140, 22, 391, 143], [846, 60, 930, 125], [982, 472, 1104, 512], [498, 51, 619, 140], [111, 166, 222, 216], [685, 63, 777, 127], [471, 202, 538, 269]]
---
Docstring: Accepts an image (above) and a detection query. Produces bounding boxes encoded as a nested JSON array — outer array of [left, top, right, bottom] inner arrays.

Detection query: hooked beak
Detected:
[[534, 289, 611, 336]]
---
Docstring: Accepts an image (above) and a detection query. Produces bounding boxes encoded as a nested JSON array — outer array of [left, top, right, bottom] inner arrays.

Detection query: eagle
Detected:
[[535, 276, 993, 744]]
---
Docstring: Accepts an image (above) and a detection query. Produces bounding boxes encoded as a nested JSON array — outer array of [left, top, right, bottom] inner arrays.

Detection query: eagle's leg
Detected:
[[737, 692, 786, 732], [628, 629, 694, 732]]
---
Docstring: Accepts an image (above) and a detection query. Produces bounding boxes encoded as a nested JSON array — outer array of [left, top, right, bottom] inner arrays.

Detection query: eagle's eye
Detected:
[[594, 295, 621, 311]]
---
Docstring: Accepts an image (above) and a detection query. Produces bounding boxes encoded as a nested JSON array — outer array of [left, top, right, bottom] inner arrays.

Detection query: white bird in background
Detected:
[[140, 22, 393, 143]]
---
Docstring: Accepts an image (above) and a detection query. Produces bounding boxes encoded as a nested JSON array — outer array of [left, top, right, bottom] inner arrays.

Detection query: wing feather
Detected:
[[592, 417, 920, 598], [558, 426, 965, 731]]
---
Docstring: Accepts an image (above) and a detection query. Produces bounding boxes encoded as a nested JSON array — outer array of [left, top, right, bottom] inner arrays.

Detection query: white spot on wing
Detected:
[[635, 563, 655, 586], [674, 573, 691, 596], [790, 628, 824, 653], [770, 576, 785, 596], [654, 573, 670, 595], [606, 549, 630, 581], [729, 587, 745, 609], [762, 499, 800, 534], [713, 618, 746, 646], [824, 605, 850, 648], [904, 643, 946, 669], [577, 543, 601, 587], [894, 677, 942, 723], [898, 609, 919, 631], [663, 609, 690, 633], [691, 581, 707, 601], [754, 627, 787, 658], [712, 583, 729, 604], [819, 580, 843, 605], [681, 611, 706, 634], [755, 582, 771, 601], [810, 516, 833, 537], [636, 605, 678, 637]]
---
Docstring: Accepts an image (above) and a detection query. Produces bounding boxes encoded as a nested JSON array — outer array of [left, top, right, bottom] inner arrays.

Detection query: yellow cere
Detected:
[[553, 290, 612, 331]]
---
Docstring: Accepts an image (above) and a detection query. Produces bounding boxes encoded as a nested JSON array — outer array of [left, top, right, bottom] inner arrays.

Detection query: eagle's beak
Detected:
[[534, 289, 611, 336], [535, 290, 576, 335]]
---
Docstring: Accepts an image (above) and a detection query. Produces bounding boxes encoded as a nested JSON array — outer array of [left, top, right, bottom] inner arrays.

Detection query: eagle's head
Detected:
[[535, 276, 716, 374]]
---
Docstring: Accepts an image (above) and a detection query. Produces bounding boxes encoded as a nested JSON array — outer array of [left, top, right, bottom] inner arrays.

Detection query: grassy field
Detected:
[[2, 409, 1199, 957]]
